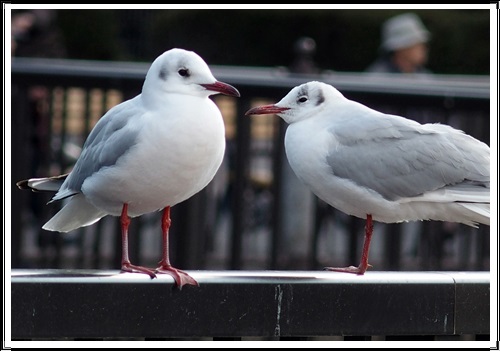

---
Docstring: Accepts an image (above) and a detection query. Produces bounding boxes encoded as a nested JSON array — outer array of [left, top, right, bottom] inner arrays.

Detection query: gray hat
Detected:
[[380, 13, 431, 51]]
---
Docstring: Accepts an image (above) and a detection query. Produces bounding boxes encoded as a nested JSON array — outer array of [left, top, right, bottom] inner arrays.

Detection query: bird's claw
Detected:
[[156, 266, 199, 289], [121, 263, 157, 279], [323, 263, 372, 275]]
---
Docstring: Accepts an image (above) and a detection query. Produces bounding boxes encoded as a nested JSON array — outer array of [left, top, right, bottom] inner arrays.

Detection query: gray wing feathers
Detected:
[[52, 99, 142, 201], [331, 112, 420, 144], [327, 116, 489, 201]]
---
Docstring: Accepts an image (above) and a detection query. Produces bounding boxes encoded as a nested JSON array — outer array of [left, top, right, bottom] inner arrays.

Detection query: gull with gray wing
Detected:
[[17, 48, 240, 288], [246, 81, 489, 274]]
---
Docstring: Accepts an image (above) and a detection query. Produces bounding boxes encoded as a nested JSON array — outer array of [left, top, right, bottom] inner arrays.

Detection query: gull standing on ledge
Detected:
[[17, 48, 240, 288], [246, 81, 489, 274]]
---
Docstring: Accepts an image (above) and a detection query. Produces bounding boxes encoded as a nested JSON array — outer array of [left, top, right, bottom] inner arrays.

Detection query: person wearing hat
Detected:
[[366, 13, 431, 74]]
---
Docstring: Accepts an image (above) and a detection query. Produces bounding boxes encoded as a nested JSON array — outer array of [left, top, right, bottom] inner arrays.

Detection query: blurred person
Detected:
[[11, 9, 66, 58], [11, 11, 36, 54], [289, 36, 320, 74], [366, 13, 431, 74]]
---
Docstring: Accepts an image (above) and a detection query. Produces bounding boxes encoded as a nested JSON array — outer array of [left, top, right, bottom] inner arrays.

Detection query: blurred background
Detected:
[[11, 8, 490, 72], [10, 8, 492, 274]]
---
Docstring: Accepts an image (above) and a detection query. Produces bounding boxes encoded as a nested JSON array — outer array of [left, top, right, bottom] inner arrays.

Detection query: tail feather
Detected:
[[458, 203, 490, 226], [17, 174, 69, 192], [42, 194, 107, 233], [397, 183, 490, 227], [404, 183, 490, 204]]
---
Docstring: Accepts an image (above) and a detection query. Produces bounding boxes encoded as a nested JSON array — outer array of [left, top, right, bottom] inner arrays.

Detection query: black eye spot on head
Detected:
[[159, 68, 168, 81], [316, 90, 325, 106], [298, 96, 308, 103], [178, 68, 190, 77]]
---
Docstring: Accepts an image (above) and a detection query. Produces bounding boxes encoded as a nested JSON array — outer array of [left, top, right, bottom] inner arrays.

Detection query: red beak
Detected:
[[245, 104, 290, 115], [200, 81, 240, 97]]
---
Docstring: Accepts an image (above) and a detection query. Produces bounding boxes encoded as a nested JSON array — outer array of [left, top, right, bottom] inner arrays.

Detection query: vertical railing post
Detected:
[[269, 117, 286, 269], [230, 97, 252, 269]]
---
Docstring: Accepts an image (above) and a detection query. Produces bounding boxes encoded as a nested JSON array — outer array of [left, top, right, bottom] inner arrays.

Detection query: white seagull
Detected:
[[246, 81, 489, 274], [17, 48, 240, 288]]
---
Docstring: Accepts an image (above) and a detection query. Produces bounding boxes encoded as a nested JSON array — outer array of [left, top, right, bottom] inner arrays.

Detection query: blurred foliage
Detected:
[[54, 9, 490, 75]]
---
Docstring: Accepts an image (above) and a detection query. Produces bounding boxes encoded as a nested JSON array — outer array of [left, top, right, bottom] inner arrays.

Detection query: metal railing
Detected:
[[11, 57, 490, 273], [10, 270, 491, 341]]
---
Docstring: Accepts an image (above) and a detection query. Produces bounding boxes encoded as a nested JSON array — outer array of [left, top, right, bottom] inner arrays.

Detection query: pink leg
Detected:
[[155, 206, 199, 289], [120, 203, 157, 278], [324, 214, 374, 275]]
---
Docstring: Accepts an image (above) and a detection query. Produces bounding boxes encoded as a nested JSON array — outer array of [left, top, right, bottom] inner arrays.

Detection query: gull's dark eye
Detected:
[[178, 68, 190, 77], [298, 96, 308, 103]]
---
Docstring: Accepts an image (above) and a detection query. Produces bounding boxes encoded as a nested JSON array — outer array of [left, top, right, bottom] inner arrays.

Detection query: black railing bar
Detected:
[[11, 57, 489, 99], [11, 57, 148, 79], [12, 56, 490, 88]]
